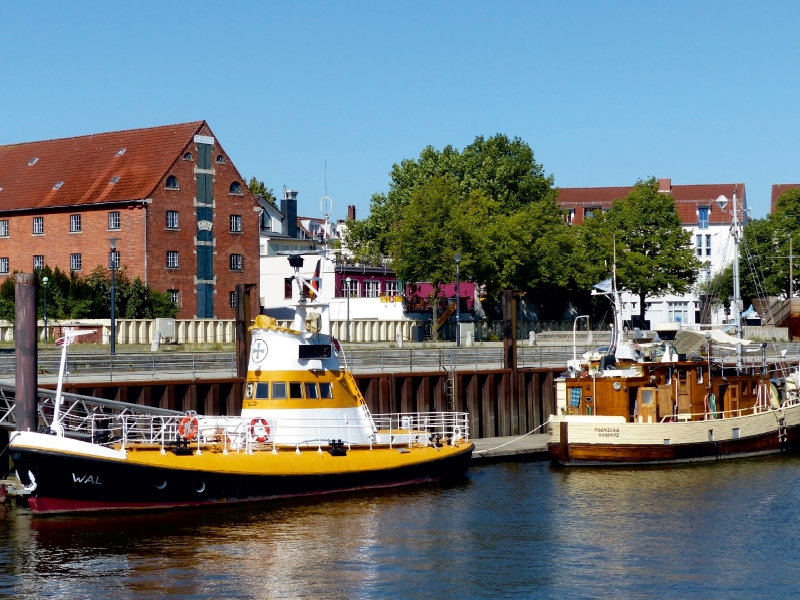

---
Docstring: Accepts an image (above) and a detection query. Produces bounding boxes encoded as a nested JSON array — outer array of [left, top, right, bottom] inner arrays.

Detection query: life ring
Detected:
[[179, 415, 199, 441], [389, 296, 395, 303], [249, 418, 270, 443]]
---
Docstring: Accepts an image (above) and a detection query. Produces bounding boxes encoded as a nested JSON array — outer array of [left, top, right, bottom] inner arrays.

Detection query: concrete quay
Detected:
[[471, 433, 549, 462]]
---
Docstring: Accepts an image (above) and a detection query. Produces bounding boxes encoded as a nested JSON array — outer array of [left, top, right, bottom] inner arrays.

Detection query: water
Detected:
[[1, 455, 799, 599]]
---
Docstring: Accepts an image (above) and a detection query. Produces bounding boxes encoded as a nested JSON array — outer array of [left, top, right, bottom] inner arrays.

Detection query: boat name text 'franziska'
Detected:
[[595, 428, 620, 438]]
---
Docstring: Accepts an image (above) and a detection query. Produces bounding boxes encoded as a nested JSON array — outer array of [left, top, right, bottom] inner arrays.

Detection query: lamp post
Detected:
[[454, 253, 462, 347], [42, 276, 48, 343], [109, 238, 118, 355], [345, 277, 351, 343]]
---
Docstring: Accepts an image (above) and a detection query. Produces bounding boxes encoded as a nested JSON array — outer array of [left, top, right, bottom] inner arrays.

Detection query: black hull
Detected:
[[11, 446, 474, 513]]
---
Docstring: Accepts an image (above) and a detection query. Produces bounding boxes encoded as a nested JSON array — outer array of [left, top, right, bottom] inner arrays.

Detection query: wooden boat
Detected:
[[9, 254, 473, 513], [548, 190, 800, 466]]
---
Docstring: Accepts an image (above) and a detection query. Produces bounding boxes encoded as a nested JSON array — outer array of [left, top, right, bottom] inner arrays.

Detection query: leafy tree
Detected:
[[346, 134, 556, 255], [580, 178, 701, 318], [249, 177, 277, 207], [738, 188, 800, 299]]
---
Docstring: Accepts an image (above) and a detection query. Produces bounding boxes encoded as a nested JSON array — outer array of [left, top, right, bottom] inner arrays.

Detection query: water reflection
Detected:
[[2, 457, 800, 598]]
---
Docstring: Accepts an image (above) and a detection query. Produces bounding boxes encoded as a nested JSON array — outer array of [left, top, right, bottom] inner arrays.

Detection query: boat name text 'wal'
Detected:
[[72, 474, 101, 484], [595, 428, 620, 438]]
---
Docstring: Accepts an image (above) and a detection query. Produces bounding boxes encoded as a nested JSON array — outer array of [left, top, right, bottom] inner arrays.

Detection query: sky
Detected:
[[2, 1, 799, 220]]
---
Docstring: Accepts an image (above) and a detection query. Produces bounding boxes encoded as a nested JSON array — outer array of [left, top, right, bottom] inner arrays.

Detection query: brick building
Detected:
[[557, 178, 746, 329], [0, 121, 259, 319], [771, 184, 800, 213]]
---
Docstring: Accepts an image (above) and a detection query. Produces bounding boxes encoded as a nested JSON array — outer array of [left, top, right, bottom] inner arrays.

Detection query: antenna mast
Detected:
[[732, 187, 743, 373]]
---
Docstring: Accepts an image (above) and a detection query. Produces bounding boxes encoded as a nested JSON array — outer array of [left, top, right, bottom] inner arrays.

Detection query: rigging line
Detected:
[[472, 419, 551, 454]]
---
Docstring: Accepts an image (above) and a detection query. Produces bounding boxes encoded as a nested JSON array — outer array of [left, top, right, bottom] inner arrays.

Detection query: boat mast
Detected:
[[731, 187, 743, 373]]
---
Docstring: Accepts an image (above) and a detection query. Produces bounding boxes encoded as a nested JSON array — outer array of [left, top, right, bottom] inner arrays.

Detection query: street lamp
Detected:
[[454, 253, 462, 347], [42, 276, 48, 343], [108, 238, 118, 355], [345, 277, 352, 343]]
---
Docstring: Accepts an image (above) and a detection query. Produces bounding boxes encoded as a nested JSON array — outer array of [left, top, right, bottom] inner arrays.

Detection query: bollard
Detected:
[[15, 273, 38, 432], [396, 331, 403, 349], [528, 331, 536, 347]]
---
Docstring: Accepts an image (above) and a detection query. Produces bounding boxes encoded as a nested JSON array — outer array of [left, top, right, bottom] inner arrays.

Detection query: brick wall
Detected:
[[0, 204, 146, 279], [145, 124, 260, 319]]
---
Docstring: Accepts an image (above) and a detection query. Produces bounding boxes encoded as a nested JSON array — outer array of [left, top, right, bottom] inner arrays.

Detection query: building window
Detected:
[[705, 234, 711, 256], [284, 278, 293, 299], [70, 253, 82, 271], [365, 280, 380, 298], [696, 235, 703, 256], [229, 290, 237, 308], [216, 154, 226, 164], [229, 181, 242, 195], [166, 211, 179, 229], [33, 217, 44, 235], [0, 220, 8, 237], [385, 280, 399, 296], [166, 175, 179, 189], [167, 289, 179, 305], [343, 279, 359, 298], [668, 301, 689, 324], [109, 250, 120, 269], [698, 207, 710, 229], [108, 211, 120, 230], [70, 214, 81, 233], [33, 255, 44, 270], [109, 176, 120, 184], [183, 152, 193, 161], [230, 215, 242, 233], [584, 206, 603, 219], [230, 254, 243, 271], [167, 251, 179, 269], [0, 258, 8, 274]]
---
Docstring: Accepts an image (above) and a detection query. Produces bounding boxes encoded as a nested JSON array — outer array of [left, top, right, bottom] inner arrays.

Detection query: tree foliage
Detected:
[[579, 178, 701, 317], [346, 134, 556, 256], [0, 266, 178, 323], [249, 177, 277, 207]]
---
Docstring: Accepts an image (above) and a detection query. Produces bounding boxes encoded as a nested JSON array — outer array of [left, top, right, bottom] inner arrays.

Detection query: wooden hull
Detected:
[[548, 403, 800, 466], [10, 435, 473, 514]]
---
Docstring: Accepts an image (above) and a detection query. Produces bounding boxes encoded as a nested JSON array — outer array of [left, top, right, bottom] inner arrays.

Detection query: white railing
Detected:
[[81, 411, 470, 453], [656, 397, 800, 423]]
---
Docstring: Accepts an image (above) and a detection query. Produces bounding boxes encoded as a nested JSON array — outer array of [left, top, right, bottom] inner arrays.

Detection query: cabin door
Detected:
[[637, 388, 657, 423], [677, 371, 692, 415], [657, 385, 673, 420], [726, 384, 740, 416]]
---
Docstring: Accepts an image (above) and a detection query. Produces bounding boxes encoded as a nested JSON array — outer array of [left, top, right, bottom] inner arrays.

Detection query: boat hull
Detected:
[[10, 440, 474, 514], [548, 406, 800, 466]]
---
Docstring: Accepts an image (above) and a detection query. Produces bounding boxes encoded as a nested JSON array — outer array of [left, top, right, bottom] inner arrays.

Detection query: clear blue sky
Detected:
[[3, 1, 799, 219]]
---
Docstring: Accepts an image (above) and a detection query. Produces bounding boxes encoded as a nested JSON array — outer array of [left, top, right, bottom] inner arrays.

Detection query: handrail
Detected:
[[657, 398, 800, 423]]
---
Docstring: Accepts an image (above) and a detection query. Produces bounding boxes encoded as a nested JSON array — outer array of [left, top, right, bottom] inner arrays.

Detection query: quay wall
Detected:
[[38, 366, 562, 438]]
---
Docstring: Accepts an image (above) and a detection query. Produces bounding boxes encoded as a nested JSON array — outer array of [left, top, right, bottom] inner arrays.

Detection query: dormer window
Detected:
[[28, 158, 38, 165], [116, 148, 126, 156], [53, 182, 63, 190], [110, 176, 120, 184], [166, 175, 179, 190], [229, 181, 242, 195], [183, 152, 193, 161]]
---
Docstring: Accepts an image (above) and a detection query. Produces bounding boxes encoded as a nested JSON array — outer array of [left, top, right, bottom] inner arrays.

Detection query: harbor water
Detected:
[[1, 455, 799, 599]]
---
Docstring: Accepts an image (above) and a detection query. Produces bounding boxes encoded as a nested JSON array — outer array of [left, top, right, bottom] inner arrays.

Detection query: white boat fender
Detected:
[[22, 471, 36, 493]]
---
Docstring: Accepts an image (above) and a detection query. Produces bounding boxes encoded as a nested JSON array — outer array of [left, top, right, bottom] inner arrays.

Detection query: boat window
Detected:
[[305, 383, 319, 399], [569, 388, 581, 407], [272, 382, 287, 399], [255, 383, 269, 399], [320, 382, 333, 399], [289, 382, 303, 399], [697, 367, 703, 384]]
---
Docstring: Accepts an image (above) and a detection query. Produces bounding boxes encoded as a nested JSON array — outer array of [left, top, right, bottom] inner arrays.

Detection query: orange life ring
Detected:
[[249, 418, 270, 443], [179, 415, 199, 441]]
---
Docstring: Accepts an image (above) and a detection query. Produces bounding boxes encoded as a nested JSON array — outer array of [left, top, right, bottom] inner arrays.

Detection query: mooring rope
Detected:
[[472, 418, 551, 454]]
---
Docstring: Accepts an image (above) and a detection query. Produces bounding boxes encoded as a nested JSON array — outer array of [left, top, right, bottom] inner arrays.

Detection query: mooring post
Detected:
[[235, 283, 255, 378], [503, 290, 519, 435], [15, 273, 38, 432]]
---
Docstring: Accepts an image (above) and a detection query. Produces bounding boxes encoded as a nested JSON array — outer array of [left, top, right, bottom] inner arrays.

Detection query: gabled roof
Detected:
[[0, 121, 204, 212], [771, 184, 800, 213], [558, 182, 746, 225]]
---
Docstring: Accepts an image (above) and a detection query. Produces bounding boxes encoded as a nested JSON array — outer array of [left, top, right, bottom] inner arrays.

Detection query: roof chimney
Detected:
[[281, 188, 298, 238], [658, 178, 672, 193], [347, 205, 356, 221]]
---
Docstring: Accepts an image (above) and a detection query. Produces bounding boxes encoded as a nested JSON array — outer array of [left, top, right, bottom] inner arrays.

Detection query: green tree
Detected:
[[249, 177, 277, 207], [346, 134, 556, 255], [581, 178, 701, 318]]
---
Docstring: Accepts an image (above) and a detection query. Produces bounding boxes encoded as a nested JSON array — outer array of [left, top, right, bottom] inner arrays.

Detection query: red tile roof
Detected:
[[0, 121, 204, 212], [770, 184, 800, 213], [557, 182, 746, 226]]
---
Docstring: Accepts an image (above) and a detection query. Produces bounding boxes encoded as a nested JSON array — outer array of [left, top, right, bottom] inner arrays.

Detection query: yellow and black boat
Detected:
[[9, 256, 473, 513]]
